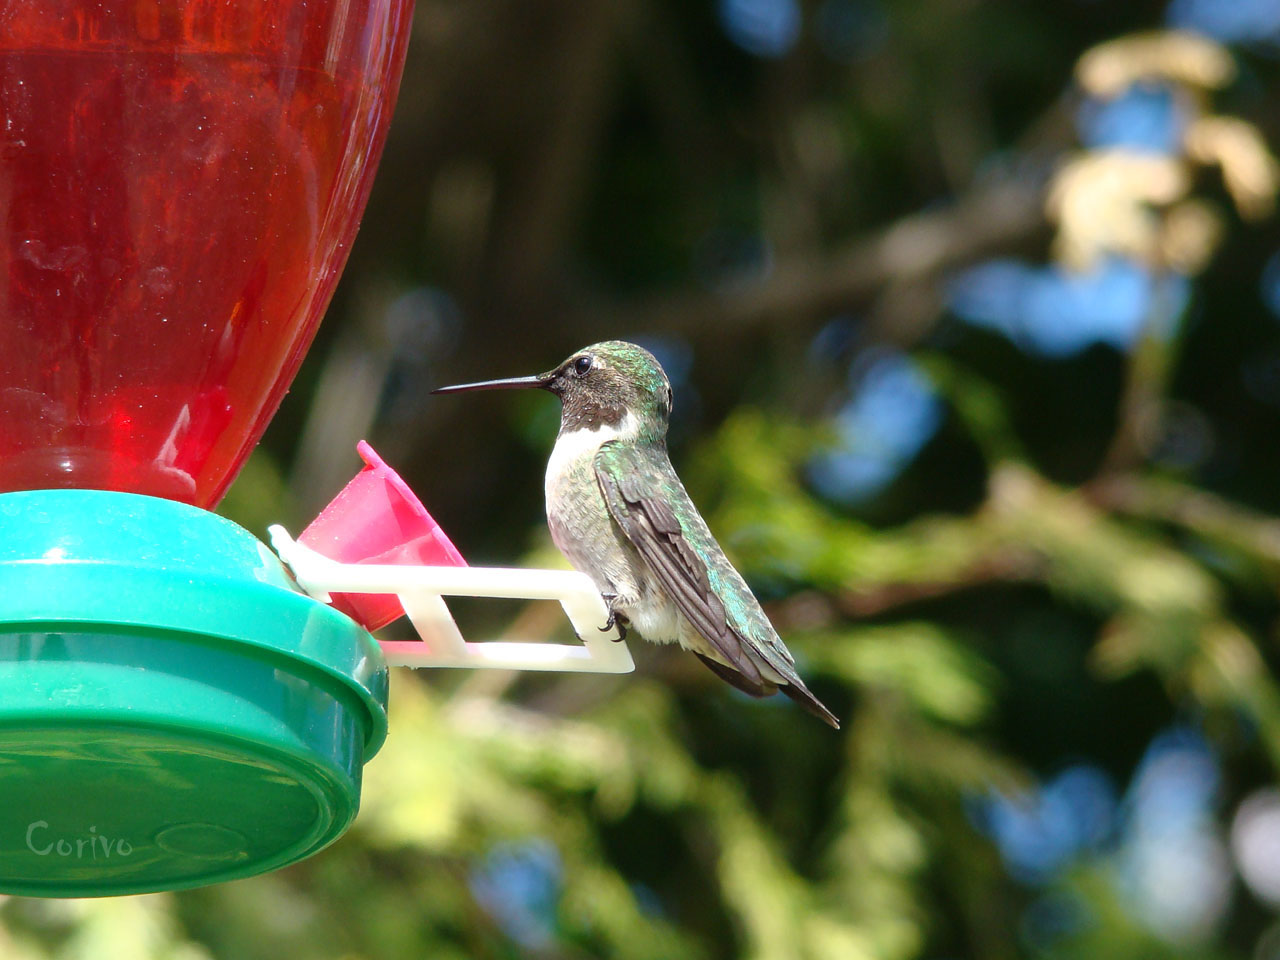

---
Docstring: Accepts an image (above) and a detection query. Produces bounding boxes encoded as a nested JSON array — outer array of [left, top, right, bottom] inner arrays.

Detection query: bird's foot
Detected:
[[599, 594, 630, 642], [601, 611, 629, 642]]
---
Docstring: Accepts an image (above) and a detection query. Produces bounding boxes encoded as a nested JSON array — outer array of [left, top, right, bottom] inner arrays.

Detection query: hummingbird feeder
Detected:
[[0, 0, 630, 899]]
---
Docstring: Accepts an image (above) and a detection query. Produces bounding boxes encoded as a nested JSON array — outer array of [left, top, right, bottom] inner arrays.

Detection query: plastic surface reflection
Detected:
[[0, 0, 414, 506]]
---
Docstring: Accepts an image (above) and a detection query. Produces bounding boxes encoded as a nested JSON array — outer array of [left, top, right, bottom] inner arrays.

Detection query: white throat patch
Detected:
[[545, 412, 639, 492]]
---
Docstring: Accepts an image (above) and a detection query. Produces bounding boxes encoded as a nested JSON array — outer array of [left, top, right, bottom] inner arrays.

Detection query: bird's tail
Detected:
[[696, 653, 840, 729], [780, 679, 840, 730]]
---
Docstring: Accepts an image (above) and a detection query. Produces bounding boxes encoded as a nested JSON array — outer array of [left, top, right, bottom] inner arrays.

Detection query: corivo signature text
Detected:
[[25, 821, 132, 858]]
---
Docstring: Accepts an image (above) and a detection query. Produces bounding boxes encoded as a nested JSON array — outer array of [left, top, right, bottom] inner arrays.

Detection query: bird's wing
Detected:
[[591, 442, 762, 691], [594, 441, 841, 729], [594, 442, 768, 688]]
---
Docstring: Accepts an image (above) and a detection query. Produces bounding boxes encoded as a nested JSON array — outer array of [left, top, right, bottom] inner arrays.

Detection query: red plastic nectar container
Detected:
[[0, 0, 414, 506], [0, 0, 414, 897]]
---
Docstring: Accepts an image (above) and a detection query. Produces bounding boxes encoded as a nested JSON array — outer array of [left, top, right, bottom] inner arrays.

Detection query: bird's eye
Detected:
[[573, 356, 592, 376]]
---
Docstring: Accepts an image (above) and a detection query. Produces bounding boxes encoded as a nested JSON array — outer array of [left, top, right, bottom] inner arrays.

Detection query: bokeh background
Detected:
[[5, 0, 1280, 957]]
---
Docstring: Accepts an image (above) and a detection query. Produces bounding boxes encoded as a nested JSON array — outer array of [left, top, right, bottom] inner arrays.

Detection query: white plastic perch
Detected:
[[268, 526, 635, 673]]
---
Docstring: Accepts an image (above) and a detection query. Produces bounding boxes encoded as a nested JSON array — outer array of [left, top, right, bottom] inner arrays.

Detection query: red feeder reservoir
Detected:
[[0, 0, 413, 896]]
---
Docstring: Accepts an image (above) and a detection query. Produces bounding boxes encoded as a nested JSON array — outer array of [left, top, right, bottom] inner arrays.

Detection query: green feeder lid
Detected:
[[0, 489, 389, 897]]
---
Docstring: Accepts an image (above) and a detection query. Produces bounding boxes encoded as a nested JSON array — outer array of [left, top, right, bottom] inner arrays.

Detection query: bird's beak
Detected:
[[432, 373, 553, 394]]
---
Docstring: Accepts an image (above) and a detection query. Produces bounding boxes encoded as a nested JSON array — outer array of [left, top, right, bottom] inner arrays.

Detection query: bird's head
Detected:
[[434, 340, 673, 441]]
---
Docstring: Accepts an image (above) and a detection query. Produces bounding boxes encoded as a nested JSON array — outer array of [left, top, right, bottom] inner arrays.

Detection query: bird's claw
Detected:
[[599, 610, 628, 642], [599, 593, 629, 641]]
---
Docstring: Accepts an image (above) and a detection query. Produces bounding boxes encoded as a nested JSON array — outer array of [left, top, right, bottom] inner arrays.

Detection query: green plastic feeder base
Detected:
[[0, 490, 388, 898]]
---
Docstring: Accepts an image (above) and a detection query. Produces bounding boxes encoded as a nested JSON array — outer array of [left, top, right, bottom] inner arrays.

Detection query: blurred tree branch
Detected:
[[570, 177, 1048, 345], [1090, 473, 1280, 579]]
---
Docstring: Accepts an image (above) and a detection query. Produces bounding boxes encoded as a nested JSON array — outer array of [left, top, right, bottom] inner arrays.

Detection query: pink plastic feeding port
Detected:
[[274, 440, 631, 673], [269, 451, 633, 672], [299, 441, 467, 630]]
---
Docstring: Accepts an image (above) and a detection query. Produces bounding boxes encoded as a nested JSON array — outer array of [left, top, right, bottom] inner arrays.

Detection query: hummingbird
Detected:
[[434, 340, 839, 728]]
